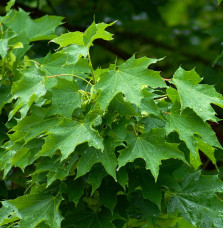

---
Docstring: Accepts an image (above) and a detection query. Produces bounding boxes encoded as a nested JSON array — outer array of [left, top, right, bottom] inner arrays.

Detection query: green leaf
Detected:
[[109, 93, 139, 117], [155, 215, 195, 228], [6, 0, 15, 12], [130, 191, 160, 224], [76, 137, 118, 180], [171, 67, 223, 122], [14, 139, 44, 171], [168, 171, 223, 228], [128, 168, 161, 208], [34, 154, 78, 186], [0, 200, 20, 226], [60, 44, 88, 65], [217, 0, 223, 5], [111, 118, 129, 140], [166, 87, 180, 103], [0, 145, 16, 177], [83, 21, 115, 48], [39, 52, 90, 77], [38, 114, 104, 160], [99, 177, 121, 212], [140, 89, 160, 116], [52, 21, 114, 48], [95, 56, 166, 110], [165, 104, 221, 169], [52, 31, 84, 47], [9, 108, 60, 144], [116, 167, 128, 189], [67, 178, 86, 206], [9, 67, 46, 119], [0, 85, 11, 113], [70, 208, 115, 228], [47, 78, 82, 118], [143, 117, 165, 132], [39, 53, 90, 91], [0, 194, 63, 228], [0, 28, 15, 59], [87, 165, 107, 195], [4, 9, 63, 43], [118, 128, 186, 180]]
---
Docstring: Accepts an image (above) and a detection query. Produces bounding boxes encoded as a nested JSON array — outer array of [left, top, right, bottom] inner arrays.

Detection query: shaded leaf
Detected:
[[0, 85, 11, 113], [99, 177, 121, 212], [70, 208, 115, 228], [118, 128, 186, 180], [76, 137, 118, 179], [87, 165, 107, 195], [67, 178, 85, 206], [128, 169, 161, 208]]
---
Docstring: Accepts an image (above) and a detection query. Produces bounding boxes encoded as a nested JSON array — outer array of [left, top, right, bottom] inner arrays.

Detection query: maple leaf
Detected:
[[108, 93, 139, 117], [60, 44, 88, 65], [76, 137, 118, 180], [128, 168, 162, 208], [9, 67, 46, 119], [140, 89, 160, 116], [47, 78, 82, 118], [118, 128, 186, 180], [34, 154, 78, 186], [3, 9, 63, 43], [38, 52, 90, 78], [95, 56, 166, 110], [66, 177, 86, 206], [0, 139, 44, 177], [38, 114, 104, 160], [0, 194, 63, 228], [0, 85, 11, 114], [165, 103, 221, 169], [171, 67, 223, 122], [51, 21, 114, 49], [6, 0, 15, 12], [64, 208, 115, 228], [87, 165, 107, 194], [99, 177, 121, 212], [0, 28, 16, 59], [9, 107, 60, 144], [168, 171, 223, 228], [1, 7, 223, 228]]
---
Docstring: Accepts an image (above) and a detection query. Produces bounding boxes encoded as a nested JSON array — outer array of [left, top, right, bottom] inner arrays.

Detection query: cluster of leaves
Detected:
[[0, 2, 223, 228]]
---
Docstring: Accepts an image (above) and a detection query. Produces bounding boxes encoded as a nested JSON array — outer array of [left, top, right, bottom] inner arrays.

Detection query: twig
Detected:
[[88, 52, 96, 84], [47, 73, 92, 85], [23, 59, 41, 66]]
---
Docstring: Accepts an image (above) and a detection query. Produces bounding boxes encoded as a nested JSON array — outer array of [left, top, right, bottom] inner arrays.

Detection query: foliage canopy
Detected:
[[0, 1, 223, 227]]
